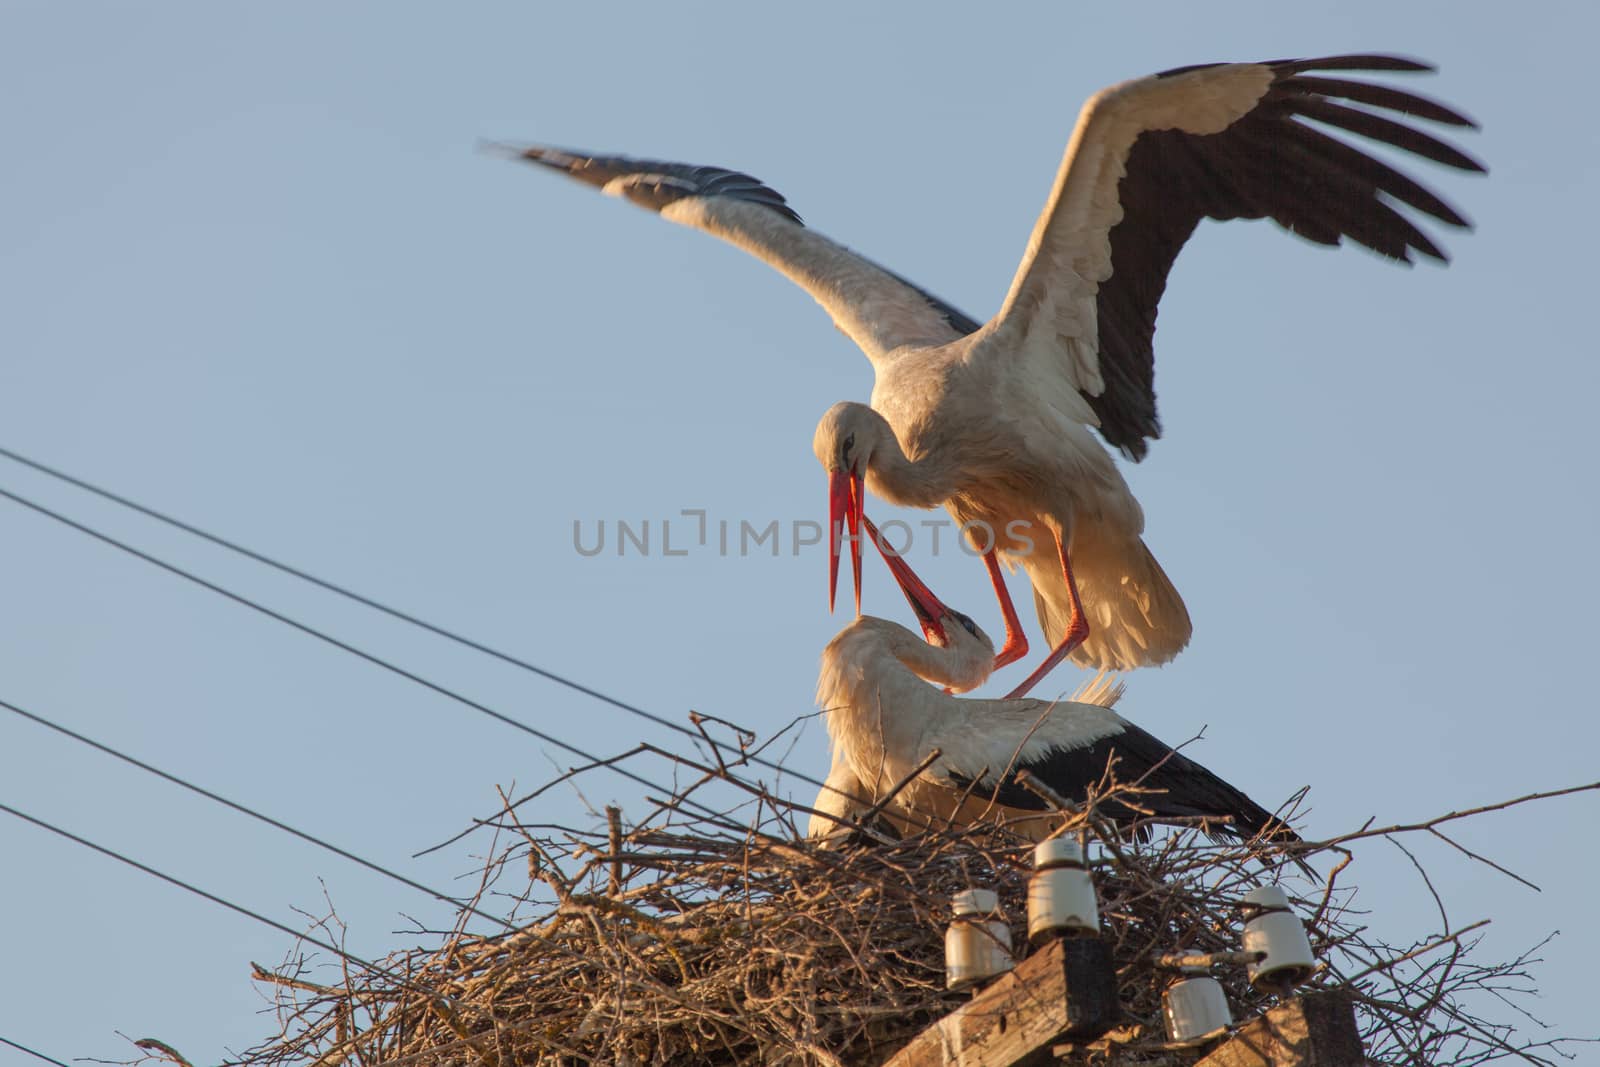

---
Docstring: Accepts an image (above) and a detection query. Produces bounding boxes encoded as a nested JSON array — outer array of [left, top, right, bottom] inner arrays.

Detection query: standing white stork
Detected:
[[503, 55, 1483, 695], [807, 519, 1296, 845]]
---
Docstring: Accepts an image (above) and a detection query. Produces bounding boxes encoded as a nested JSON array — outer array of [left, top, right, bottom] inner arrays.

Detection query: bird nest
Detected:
[[223, 753, 1586, 1067]]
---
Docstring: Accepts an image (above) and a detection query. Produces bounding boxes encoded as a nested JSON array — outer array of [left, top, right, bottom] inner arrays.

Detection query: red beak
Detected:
[[861, 516, 950, 645], [828, 467, 865, 614]]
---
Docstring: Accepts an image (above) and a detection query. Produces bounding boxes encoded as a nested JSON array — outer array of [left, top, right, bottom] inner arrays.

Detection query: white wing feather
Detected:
[[974, 64, 1275, 396], [660, 197, 968, 362]]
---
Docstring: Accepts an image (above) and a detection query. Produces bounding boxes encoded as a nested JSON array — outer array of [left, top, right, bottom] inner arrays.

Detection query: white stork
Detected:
[[504, 55, 1483, 696], [806, 519, 1298, 845]]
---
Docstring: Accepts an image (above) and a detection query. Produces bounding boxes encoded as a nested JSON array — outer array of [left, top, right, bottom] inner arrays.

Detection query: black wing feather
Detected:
[[1092, 55, 1484, 460], [516, 146, 805, 224], [948, 722, 1295, 842], [1276, 76, 1478, 127]]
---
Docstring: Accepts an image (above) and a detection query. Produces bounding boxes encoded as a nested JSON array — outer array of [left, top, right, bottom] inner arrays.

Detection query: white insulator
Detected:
[[1163, 972, 1233, 1043], [946, 888, 1014, 990], [1240, 885, 1315, 990], [1027, 837, 1099, 943]]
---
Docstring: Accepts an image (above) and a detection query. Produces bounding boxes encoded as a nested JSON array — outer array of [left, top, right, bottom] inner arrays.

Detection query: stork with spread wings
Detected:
[[505, 54, 1483, 695]]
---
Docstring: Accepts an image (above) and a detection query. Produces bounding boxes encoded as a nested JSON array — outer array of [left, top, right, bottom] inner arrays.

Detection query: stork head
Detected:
[[870, 516, 995, 693], [813, 402, 892, 615]]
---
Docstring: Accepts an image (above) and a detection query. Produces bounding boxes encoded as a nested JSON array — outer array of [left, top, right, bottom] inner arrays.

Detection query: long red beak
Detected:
[[828, 468, 865, 614], [861, 516, 950, 645]]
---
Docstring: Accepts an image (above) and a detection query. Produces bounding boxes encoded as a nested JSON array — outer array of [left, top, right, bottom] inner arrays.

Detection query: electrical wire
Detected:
[[0, 799, 407, 988], [0, 1036, 73, 1067], [0, 482, 768, 838], [0, 695, 514, 931], [0, 444, 825, 791]]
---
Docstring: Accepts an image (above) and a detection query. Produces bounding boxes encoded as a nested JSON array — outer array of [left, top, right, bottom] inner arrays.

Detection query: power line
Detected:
[[0, 444, 825, 791], [0, 694, 514, 931], [0, 799, 407, 990], [0, 482, 766, 838], [0, 1036, 72, 1067]]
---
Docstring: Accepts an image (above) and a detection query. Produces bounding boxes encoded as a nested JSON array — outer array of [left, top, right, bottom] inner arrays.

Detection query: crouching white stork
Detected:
[[807, 519, 1297, 845], [503, 55, 1483, 697]]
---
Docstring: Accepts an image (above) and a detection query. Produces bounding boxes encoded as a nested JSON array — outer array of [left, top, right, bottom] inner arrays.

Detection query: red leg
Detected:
[[980, 549, 1029, 670], [1003, 532, 1089, 699]]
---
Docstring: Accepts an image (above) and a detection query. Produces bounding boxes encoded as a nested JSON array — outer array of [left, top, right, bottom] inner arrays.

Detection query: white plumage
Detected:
[[806, 562, 1293, 846]]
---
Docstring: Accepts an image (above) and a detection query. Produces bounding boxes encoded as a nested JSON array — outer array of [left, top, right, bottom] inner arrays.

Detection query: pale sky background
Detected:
[[2, 4, 1597, 1063]]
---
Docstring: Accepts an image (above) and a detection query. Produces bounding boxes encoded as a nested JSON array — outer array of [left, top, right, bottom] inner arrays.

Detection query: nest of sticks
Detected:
[[225, 745, 1588, 1067]]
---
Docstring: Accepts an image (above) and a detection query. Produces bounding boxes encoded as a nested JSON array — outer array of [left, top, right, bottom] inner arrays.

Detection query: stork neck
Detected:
[[884, 627, 979, 690], [820, 618, 987, 701], [862, 420, 954, 510]]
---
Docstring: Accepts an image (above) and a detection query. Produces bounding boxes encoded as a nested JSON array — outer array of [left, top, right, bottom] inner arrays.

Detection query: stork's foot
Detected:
[[1002, 620, 1089, 700], [992, 630, 1030, 672]]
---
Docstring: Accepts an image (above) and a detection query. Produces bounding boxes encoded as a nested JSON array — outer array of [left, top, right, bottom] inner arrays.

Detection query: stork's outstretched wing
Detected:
[[500, 145, 979, 363], [976, 55, 1485, 459]]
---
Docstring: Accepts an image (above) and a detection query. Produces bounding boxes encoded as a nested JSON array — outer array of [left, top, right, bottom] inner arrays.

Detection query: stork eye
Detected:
[[954, 612, 978, 637], [841, 431, 855, 462]]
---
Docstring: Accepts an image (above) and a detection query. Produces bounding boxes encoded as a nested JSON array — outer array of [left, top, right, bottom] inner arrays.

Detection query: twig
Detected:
[[607, 805, 624, 896]]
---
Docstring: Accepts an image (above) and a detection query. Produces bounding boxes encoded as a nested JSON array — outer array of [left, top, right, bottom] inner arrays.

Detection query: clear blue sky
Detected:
[[2, 3, 1596, 1062]]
